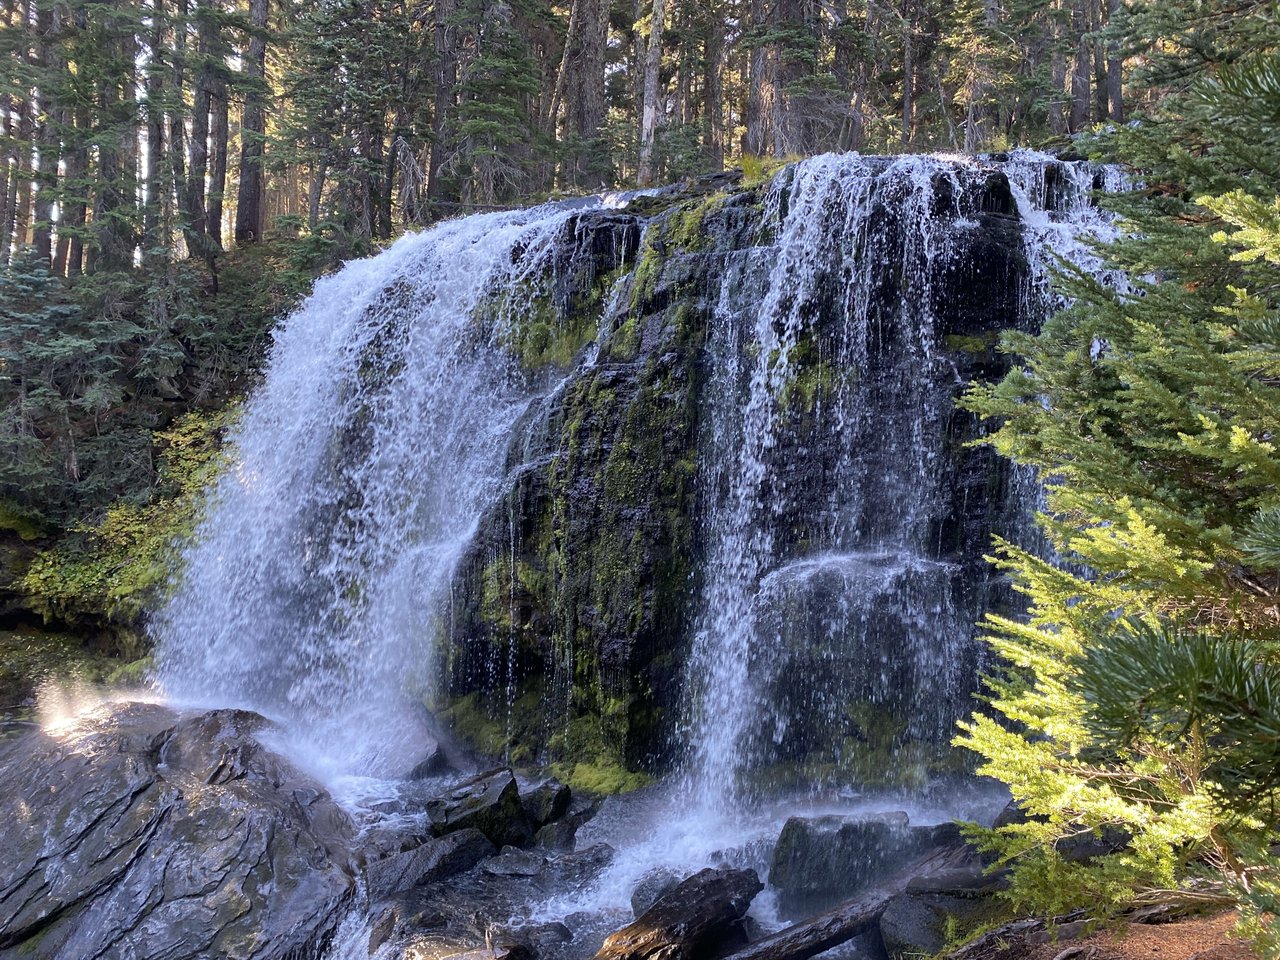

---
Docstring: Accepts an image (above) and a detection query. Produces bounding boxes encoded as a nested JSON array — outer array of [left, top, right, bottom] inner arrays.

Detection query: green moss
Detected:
[[20, 405, 239, 628], [551, 759, 652, 795], [0, 501, 47, 541], [438, 688, 548, 764], [944, 332, 999, 355]]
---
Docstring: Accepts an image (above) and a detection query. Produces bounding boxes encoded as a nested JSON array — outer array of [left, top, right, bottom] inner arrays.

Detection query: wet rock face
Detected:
[[0, 702, 357, 960], [769, 813, 960, 920], [427, 767, 534, 848], [442, 160, 1044, 786]]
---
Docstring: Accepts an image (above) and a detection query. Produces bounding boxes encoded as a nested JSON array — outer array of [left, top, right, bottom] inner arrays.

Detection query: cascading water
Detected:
[[137, 151, 1130, 958], [682, 151, 1125, 813], [154, 199, 612, 778]]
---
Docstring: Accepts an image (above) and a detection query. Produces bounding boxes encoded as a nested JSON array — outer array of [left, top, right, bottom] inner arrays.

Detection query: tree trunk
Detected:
[[207, 68, 228, 248], [1069, 0, 1091, 132], [32, 0, 61, 263], [703, 14, 724, 171], [427, 0, 457, 201], [234, 0, 269, 243], [744, 0, 772, 156], [901, 0, 914, 147], [1105, 0, 1123, 121], [183, 0, 215, 254], [636, 0, 667, 186], [143, 0, 167, 254]]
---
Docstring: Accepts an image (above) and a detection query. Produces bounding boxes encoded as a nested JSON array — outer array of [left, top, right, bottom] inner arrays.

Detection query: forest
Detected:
[[3, 0, 1280, 957]]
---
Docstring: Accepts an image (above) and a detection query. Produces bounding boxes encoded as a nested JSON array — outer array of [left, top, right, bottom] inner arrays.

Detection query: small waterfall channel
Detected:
[[146, 151, 1123, 955]]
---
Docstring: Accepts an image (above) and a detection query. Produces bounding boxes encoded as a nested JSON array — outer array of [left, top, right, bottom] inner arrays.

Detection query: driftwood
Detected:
[[593, 867, 764, 960], [721, 846, 962, 960]]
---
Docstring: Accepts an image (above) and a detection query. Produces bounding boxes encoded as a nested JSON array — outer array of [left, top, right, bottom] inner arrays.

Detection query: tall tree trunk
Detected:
[[58, 104, 90, 277], [183, 0, 215, 255], [143, 0, 168, 254], [1069, 0, 1091, 131], [234, 0, 269, 243], [32, 0, 62, 263], [901, 0, 914, 147], [636, 0, 667, 186], [1048, 0, 1068, 134], [208, 69, 228, 248], [703, 14, 724, 171], [1104, 0, 1123, 121], [427, 0, 457, 201], [744, 0, 773, 156]]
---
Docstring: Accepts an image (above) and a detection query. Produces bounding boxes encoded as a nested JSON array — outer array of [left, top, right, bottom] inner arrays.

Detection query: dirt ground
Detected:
[[1025, 911, 1256, 960]]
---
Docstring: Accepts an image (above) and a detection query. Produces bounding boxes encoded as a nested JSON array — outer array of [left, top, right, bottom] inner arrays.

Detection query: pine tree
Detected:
[[955, 45, 1280, 939]]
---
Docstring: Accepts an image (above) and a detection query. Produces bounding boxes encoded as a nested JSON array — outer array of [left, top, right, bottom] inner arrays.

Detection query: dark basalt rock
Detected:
[[427, 767, 534, 848], [365, 828, 495, 901], [406, 737, 453, 779], [0, 701, 356, 960], [594, 867, 763, 960], [880, 889, 1008, 960], [769, 813, 957, 920], [523, 777, 573, 828], [377, 842, 617, 952], [630, 866, 684, 917]]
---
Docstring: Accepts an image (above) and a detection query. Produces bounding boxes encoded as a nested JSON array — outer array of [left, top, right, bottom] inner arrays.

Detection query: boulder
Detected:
[[483, 849, 546, 877], [365, 828, 495, 900], [769, 813, 949, 919], [880, 891, 1006, 960], [536, 819, 579, 852], [523, 777, 572, 828], [630, 867, 683, 917], [406, 738, 453, 779], [427, 767, 534, 848], [594, 867, 763, 960], [0, 702, 356, 960], [876, 856, 1006, 959]]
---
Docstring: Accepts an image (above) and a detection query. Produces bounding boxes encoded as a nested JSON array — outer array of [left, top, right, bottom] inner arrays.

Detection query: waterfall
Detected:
[[153, 200, 605, 778], [682, 152, 1123, 810], [152, 151, 1120, 796]]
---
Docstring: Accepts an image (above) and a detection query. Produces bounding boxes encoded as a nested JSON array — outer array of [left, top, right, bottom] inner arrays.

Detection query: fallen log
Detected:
[[594, 867, 764, 960], [722, 846, 962, 960]]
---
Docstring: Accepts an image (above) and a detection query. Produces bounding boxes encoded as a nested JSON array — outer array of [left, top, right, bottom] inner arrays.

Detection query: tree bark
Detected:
[[143, 0, 167, 254], [234, 0, 269, 243], [1105, 0, 1123, 121], [636, 0, 667, 186], [744, 0, 773, 156], [703, 13, 724, 171], [427, 0, 457, 201], [207, 67, 228, 248], [1069, 0, 1091, 132], [32, 0, 61, 263], [183, 0, 216, 255]]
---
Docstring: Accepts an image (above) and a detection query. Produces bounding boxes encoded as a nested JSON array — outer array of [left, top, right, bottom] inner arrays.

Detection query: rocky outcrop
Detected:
[[427, 767, 535, 848], [442, 156, 1048, 791], [769, 812, 960, 919], [0, 702, 357, 960], [364, 828, 495, 901], [595, 867, 764, 960]]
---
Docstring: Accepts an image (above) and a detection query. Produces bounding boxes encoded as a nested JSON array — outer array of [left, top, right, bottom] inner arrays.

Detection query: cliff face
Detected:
[[442, 157, 1046, 791], [151, 153, 1112, 795]]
